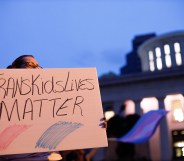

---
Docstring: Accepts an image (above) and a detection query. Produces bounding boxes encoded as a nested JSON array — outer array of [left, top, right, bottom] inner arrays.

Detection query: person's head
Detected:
[[119, 103, 126, 113], [7, 55, 42, 69]]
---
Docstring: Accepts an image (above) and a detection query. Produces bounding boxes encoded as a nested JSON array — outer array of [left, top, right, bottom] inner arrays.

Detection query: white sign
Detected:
[[0, 68, 108, 155]]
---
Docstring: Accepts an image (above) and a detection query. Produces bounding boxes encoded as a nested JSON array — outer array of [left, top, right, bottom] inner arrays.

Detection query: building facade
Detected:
[[99, 31, 184, 161]]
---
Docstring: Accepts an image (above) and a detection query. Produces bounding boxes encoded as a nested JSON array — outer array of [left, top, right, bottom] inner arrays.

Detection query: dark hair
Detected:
[[119, 103, 126, 113], [6, 65, 13, 69], [7, 55, 34, 69]]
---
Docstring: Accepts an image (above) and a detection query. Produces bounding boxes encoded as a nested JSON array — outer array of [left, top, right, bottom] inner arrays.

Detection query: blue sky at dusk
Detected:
[[1, 0, 184, 76]]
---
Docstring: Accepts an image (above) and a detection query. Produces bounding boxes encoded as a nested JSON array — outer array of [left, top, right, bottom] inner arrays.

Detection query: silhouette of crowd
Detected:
[[105, 104, 151, 161]]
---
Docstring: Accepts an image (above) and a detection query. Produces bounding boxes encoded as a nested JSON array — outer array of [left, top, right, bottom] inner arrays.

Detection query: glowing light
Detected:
[[176, 53, 182, 66], [155, 47, 162, 70], [182, 147, 184, 156], [164, 95, 184, 123], [164, 44, 170, 54], [164, 44, 172, 68], [174, 42, 181, 52], [174, 141, 184, 157], [140, 97, 158, 113], [172, 100, 184, 122], [174, 42, 182, 66], [124, 100, 135, 115], [174, 141, 184, 147], [148, 51, 155, 71], [104, 111, 115, 121], [173, 108, 184, 122]]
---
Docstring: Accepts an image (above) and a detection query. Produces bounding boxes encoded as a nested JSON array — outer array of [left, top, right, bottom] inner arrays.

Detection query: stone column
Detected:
[[134, 99, 151, 160], [179, 40, 184, 65], [158, 97, 172, 161], [152, 47, 158, 71], [134, 99, 143, 115], [160, 45, 166, 69], [169, 42, 177, 67]]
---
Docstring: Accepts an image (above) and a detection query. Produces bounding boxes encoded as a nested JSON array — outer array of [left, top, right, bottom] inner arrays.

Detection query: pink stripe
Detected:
[[0, 124, 31, 150], [122, 113, 161, 141]]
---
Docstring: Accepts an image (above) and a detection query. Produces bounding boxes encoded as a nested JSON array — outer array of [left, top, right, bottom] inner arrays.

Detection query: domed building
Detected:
[[99, 31, 184, 161], [138, 31, 184, 72]]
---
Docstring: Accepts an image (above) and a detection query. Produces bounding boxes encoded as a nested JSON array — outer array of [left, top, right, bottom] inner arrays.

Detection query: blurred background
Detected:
[[0, 0, 184, 76], [1, 1, 184, 161]]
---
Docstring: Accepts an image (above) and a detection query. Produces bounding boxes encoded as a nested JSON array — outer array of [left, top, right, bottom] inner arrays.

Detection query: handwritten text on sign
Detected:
[[0, 68, 107, 155]]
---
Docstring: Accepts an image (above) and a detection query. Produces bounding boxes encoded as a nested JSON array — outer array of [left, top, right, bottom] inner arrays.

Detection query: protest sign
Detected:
[[0, 68, 108, 155]]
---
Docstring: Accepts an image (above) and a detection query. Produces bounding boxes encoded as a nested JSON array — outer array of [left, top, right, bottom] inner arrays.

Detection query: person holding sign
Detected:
[[0, 55, 107, 161], [0, 55, 61, 161]]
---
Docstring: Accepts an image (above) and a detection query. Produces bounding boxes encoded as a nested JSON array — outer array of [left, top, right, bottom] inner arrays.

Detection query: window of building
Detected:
[[155, 47, 162, 70], [171, 100, 184, 122], [165, 94, 184, 123], [164, 44, 172, 68], [174, 42, 182, 66], [140, 97, 158, 113], [172, 130, 184, 159], [148, 50, 155, 71]]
